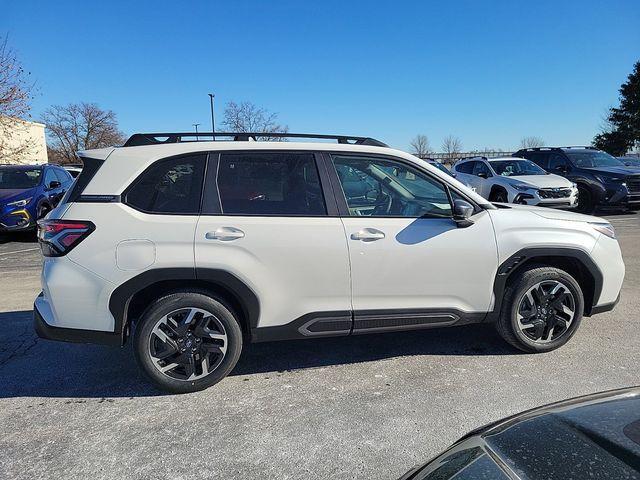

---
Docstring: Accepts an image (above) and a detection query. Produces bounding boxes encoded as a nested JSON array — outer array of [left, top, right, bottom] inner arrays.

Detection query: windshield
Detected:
[[0, 168, 42, 189], [490, 160, 546, 176], [565, 150, 625, 168]]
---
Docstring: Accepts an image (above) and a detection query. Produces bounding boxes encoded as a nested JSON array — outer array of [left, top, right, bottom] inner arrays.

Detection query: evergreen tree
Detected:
[[593, 61, 640, 155]]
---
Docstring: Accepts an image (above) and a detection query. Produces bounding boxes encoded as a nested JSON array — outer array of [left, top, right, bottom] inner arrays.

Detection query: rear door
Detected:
[[328, 153, 497, 332], [194, 151, 352, 336], [454, 161, 478, 191]]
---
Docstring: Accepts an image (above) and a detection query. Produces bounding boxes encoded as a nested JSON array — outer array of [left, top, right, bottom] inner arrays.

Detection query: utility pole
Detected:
[[193, 123, 200, 140], [208, 93, 215, 141]]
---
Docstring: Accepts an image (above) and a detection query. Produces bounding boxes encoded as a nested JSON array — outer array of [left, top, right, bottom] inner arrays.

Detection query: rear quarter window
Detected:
[[125, 154, 207, 214]]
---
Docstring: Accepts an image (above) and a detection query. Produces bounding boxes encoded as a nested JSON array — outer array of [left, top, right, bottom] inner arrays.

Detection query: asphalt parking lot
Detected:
[[1, 213, 639, 480]]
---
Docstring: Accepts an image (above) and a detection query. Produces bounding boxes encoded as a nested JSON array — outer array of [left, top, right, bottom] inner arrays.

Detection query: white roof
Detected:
[[487, 156, 526, 161], [80, 141, 490, 206]]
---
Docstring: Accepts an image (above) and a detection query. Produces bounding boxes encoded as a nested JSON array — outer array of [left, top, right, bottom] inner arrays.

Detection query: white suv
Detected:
[[34, 133, 624, 393], [453, 156, 578, 208]]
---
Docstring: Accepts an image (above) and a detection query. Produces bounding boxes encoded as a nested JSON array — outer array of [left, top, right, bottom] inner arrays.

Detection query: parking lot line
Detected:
[[0, 247, 40, 257]]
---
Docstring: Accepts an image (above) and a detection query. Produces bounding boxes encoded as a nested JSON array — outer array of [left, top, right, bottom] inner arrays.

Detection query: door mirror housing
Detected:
[[477, 172, 488, 179], [555, 165, 569, 173], [48, 180, 62, 190], [453, 199, 474, 228]]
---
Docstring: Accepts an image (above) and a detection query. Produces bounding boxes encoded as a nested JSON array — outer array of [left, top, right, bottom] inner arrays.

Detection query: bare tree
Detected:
[[0, 35, 36, 163], [441, 135, 463, 161], [221, 101, 288, 140], [519, 136, 545, 149], [410, 134, 432, 157], [42, 103, 126, 164]]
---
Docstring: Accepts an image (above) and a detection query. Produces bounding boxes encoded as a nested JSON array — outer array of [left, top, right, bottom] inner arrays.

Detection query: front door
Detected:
[[330, 154, 498, 333], [194, 151, 352, 337]]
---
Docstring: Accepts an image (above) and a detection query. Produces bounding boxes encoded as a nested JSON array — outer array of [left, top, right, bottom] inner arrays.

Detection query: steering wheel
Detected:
[[370, 188, 393, 216]]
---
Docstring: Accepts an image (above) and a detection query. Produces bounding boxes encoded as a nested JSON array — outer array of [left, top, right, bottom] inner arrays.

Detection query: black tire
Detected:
[[36, 203, 51, 220], [490, 189, 508, 203], [133, 291, 243, 393], [495, 266, 584, 353], [575, 185, 594, 214]]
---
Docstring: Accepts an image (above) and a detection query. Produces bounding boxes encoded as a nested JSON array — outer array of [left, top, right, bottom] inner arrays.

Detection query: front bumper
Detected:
[[512, 188, 578, 209], [34, 293, 121, 345], [597, 182, 640, 210], [590, 293, 620, 315], [0, 208, 35, 232]]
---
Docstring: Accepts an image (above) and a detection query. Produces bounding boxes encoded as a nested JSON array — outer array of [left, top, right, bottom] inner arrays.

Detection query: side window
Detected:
[[332, 155, 452, 218], [455, 161, 475, 174], [217, 153, 326, 216], [530, 152, 550, 169], [125, 154, 206, 214], [54, 168, 72, 184], [43, 168, 58, 187], [472, 161, 492, 177], [548, 153, 568, 171]]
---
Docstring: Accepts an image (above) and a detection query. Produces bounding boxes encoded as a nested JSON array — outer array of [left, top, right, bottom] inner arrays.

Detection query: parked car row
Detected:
[[453, 156, 578, 209], [442, 146, 640, 214]]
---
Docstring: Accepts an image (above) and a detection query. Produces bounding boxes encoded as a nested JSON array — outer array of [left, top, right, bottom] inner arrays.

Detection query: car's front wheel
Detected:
[[133, 291, 243, 393], [496, 266, 584, 353], [575, 185, 594, 214], [490, 189, 508, 203]]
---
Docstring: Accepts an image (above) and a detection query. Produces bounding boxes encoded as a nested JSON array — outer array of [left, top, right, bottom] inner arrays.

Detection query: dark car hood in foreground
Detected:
[[403, 387, 640, 480], [0, 188, 33, 203]]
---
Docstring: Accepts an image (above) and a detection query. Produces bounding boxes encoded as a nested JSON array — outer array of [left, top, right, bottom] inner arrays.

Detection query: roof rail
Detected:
[[457, 155, 487, 161], [516, 147, 560, 152], [517, 146, 597, 152], [123, 132, 388, 148]]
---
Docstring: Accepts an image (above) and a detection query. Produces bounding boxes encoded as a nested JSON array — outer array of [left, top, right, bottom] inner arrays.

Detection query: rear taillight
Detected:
[[37, 219, 95, 257]]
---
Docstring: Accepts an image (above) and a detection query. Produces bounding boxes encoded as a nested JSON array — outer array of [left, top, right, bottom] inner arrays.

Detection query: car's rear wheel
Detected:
[[575, 185, 594, 214], [496, 266, 584, 353], [133, 291, 243, 393]]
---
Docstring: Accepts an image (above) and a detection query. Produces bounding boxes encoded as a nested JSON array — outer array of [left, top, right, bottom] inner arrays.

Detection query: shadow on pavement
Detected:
[[0, 231, 38, 245], [0, 309, 515, 399]]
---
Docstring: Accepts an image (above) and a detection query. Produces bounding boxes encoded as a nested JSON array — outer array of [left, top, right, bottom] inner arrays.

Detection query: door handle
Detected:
[[205, 227, 245, 241], [351, 228, 385, 241]]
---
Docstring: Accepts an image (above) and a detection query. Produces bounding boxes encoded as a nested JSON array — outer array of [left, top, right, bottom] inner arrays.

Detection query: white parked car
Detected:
[[453, 156, 578, 208], [34, 132, 624, 393]]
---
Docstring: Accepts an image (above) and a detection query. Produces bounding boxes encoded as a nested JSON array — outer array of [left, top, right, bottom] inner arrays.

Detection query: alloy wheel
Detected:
[[516, 280, 575, 344], [148, 307, 228, 381]]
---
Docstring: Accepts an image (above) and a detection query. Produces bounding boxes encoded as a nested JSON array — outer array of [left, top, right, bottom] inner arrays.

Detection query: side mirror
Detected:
[[477, 172, 488, 179], [48, 180, 62, 190], [555, 165, 569, 173], [453, 199, 474, 228]]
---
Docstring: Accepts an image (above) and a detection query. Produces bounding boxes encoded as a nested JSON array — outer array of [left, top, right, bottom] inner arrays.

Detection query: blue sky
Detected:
[[4, 0, 639, 152]]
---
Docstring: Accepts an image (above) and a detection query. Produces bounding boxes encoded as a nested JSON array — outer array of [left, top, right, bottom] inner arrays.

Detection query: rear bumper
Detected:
[[34, 292, 121, 345]]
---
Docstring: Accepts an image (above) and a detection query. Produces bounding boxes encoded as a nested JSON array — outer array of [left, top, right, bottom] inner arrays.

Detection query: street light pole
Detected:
[[192, 123, 200, 141], [208, 93, 215, 141]]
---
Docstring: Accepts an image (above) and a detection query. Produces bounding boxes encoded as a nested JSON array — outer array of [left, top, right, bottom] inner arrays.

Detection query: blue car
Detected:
[[0, 164, 74, 233]]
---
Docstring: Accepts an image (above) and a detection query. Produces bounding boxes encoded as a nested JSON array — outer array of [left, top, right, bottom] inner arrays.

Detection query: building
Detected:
[[0, 117, 48, 164]]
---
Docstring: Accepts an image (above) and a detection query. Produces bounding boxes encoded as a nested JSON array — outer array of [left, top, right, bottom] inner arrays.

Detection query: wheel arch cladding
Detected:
[[108, 268, 260, 344], [489, 247, 602, 320]]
